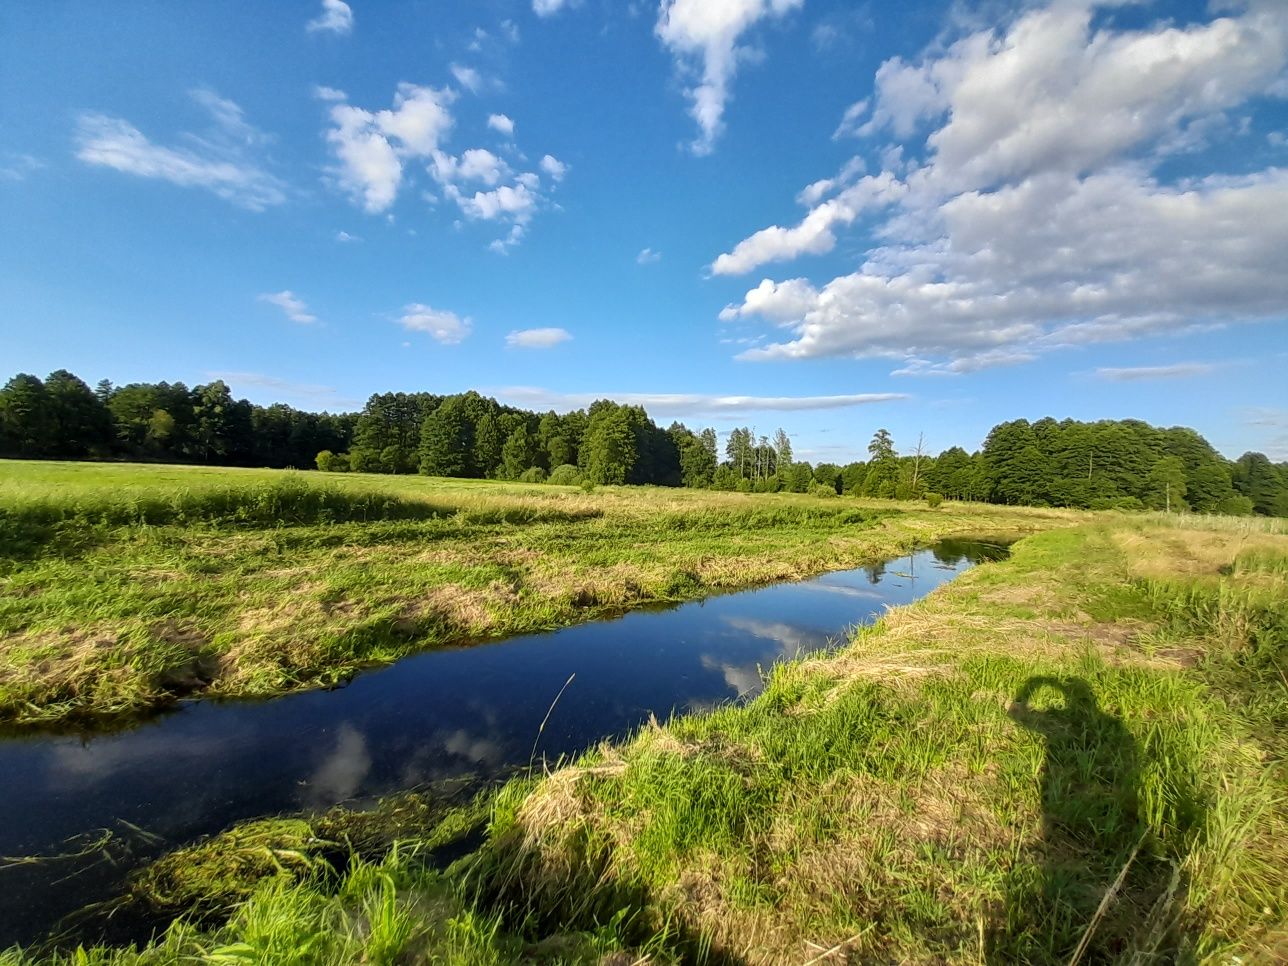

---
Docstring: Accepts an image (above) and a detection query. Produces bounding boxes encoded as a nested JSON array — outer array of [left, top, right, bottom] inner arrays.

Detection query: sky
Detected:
[[2, 0, 1287, 464]]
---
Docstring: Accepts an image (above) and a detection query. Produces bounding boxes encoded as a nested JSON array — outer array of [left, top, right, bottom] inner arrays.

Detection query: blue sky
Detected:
[[2, 0, 1286, 464]]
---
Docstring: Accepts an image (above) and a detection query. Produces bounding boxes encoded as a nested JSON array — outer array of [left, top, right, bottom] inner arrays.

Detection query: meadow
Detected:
[[2, 460, 1285, 964], [2, 505, 1283, 963], [0, 460, 1071, 727]]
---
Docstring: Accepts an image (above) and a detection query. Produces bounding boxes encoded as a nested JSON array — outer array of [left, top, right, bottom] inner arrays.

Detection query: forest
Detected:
[[1, 368, 1285, 516]]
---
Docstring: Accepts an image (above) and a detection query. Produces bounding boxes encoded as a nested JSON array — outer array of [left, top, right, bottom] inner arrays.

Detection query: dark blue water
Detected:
[[0, 538, 1005, 948]]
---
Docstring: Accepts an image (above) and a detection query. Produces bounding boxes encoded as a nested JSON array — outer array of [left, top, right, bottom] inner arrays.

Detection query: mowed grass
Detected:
[[8, 515, 1286, 964], [0, 460, 1074, 727]]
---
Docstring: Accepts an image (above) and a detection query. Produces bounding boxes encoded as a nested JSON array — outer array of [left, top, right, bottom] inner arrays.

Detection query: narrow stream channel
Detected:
[[0, 538, 1006, 949]]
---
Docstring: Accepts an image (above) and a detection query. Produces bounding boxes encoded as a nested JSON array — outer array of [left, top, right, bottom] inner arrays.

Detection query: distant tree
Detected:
[[812, 462, 842, 494], [783, 461, 813, 493], [864, 429, 898, 497], [473, 411, 504, 478], [45, 370, 113, 457], [1148, 456, 1189, 512], [840, 461, 867, 495], [1232, 452, 1288, 516], [773, 428, 793, 469], [191, 380, 252, 464], [582, 402, 637, 485], [418, 398, 472, 477], [501, 424, 538, 479], [0, 374, 53, 456]]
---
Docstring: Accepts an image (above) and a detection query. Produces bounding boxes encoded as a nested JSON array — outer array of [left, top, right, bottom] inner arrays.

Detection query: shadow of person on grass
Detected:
[[995, 676, 1176, 963]]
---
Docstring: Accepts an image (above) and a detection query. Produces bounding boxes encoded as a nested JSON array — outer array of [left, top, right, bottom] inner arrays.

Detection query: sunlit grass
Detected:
[[6, 518, 1286, 962], [0, 459, 1075, 727]]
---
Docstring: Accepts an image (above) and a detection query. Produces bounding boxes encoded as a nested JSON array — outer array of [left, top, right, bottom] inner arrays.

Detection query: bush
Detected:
[[925, 492, 944, 509], [548, 464, 583, 487], [579, 479, 596, 493], [807, 481, 837, 498], [1217, 495, 1255, 516], [518, 467, 547, 484], [348, 448, 381, 474], [315, 450, 349, 473]]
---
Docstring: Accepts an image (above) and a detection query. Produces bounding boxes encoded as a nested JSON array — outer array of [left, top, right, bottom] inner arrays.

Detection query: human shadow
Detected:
[[993, 676, 1188, 963]]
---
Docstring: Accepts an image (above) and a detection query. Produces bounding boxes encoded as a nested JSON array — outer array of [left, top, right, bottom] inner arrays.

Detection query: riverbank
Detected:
[[0, 460, 1073, 727], [7, 514, 1285, 962]]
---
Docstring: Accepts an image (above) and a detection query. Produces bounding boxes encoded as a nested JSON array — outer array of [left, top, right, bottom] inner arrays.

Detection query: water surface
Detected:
[[0, 538, 1005, 948]]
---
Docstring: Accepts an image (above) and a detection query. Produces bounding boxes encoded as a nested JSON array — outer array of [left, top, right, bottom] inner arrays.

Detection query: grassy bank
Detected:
[[0, 460, 1070, 727], [8, 514, 1285, 963]]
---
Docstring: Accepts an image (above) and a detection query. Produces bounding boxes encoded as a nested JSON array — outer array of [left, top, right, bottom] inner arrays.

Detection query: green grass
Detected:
[[10, 516, 1286, 963], [0, 459, 1074, 726]]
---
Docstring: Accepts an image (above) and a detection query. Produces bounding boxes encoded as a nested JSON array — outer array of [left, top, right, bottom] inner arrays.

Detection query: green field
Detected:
[[0, 460, 1071, 726], [2, 461, 1286, 963]]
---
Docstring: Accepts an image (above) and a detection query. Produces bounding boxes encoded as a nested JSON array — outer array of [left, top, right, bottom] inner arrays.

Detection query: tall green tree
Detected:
[[1148, 456, 1188, 512], [501, 424, 538, 479], [0, 374, 53, 456]]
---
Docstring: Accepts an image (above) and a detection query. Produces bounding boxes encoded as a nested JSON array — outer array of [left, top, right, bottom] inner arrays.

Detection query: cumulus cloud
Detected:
[[492, 387, 908, 417], [320, 81, 565, 249], [320, 83, 455, 213], [539, 154, 568, 181], [637, 247, 662, 264], [398, 303, 471, 344], [656, 0, 804, 155], [258, 290, 318, 324], [533, 0, 578, 16], [75, 90, 286, 210], [505, 327, 573, 349], [716, 0, 1288, 372], [307, 0, 354, 35]]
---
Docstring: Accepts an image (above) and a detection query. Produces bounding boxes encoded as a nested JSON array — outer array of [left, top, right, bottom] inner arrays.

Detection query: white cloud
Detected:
[[448, 181, 538, 222], [0, 152, 42, 181], [712, 170, 905, 274], [533, 0, 578, 17], [487, 113, 515, 137], [307, 0, 353, 35], [258, 290, 318, 324], [398, 303, 472, 344], [505, 327, 573, 348], [1094, 362, 1219, 382], [539, 154, 568, 181], [655, 0, 804, 155], [321, 83, 456, 213], [334, 230, 360, 242], [637, 247, 663, 264], [717, 0, 1288, 371], [432, 147, 510, 186], [491, 387, 908, 417], [314, 85, 347, 102], [75, 90, 286, 210], [450, 63, 484, 94], [831, 98, 869, 139]]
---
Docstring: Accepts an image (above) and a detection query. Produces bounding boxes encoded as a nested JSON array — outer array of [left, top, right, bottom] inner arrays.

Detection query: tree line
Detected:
[[1, 369, 1285, 516]]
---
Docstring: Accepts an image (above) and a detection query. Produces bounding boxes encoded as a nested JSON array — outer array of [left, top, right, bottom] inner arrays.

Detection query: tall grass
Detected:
[[6, 520, 1287, 962], [0, 460, 1071, 727]]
